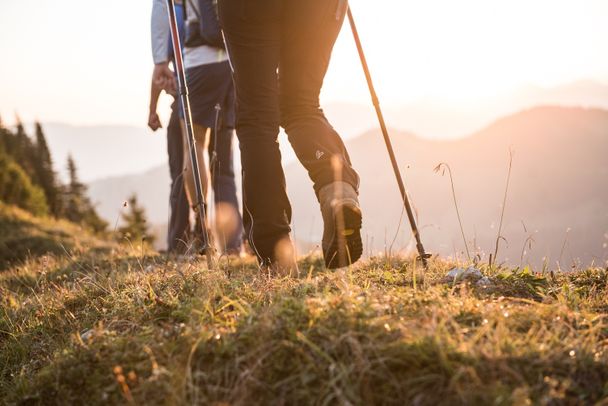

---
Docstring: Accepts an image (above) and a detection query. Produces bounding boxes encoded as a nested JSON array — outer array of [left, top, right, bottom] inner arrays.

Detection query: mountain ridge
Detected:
[[87, 105, 608, 267], [22, 80, 608, 183], [285, 106, 608, 267]]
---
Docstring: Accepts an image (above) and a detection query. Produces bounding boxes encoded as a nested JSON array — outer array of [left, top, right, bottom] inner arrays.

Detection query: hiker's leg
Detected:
[[280, 0, 359, 196], [209, 126, 243, 254], [281, 0, 363, 268], [167, 103, 190, 252], [181, 121, 210, 217], [219, 0, 292, 262]]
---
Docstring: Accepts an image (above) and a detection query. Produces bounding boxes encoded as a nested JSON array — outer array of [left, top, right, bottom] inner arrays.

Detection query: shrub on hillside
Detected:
[[118, 194, 156, 245], [0, 153, 48, 216]]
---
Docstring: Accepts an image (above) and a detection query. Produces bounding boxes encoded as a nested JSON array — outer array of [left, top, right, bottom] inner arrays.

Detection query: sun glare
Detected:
[[0, 0, 606, 125], [325, 0, 608, 106]]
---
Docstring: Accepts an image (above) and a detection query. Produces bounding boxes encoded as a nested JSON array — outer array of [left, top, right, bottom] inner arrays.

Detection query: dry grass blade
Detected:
[[491, 149, 514, 268], [434, 162, 471, 261]]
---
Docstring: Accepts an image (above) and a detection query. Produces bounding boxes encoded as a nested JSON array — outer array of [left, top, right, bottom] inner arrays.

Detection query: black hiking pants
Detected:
[[167, 101, 191, 253], [219, 0, 359, 262]]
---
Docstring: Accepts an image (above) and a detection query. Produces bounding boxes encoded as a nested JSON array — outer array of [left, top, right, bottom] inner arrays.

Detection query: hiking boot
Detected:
[[319, 182, 363, 269]]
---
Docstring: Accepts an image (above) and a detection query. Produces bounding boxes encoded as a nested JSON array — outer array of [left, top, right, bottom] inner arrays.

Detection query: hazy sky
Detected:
[[1, 0, 607, 127]]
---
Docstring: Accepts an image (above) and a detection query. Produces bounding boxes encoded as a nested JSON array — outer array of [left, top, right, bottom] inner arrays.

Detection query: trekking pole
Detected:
[[166, 0, 215, 268], [346, 7, 431, 269]]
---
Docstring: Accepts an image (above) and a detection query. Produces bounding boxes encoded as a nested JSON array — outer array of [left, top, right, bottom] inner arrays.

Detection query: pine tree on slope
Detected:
[[64, 155, 107, 233], [33, 123, 62, 217], [118, 194, 156, 246]]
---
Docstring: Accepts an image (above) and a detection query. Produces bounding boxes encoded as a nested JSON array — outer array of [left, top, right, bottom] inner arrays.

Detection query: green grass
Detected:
[[0, 203, 112, 271], [1, 245, 607, 405]]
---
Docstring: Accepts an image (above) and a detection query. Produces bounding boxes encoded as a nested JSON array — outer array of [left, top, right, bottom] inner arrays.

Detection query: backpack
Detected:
[[184, 0, 224, 49]]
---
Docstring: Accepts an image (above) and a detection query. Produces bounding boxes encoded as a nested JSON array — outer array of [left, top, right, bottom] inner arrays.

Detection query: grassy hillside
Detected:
[[0, 203, 112, 271], [1, 244, 607, 404]]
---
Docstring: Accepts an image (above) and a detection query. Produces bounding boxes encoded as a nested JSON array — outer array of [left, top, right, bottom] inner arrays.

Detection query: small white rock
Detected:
[[446, 266, 482, 281], [447, 267, 466, 279], [80, 329, 95, 341], [476, 276, 493, 287]]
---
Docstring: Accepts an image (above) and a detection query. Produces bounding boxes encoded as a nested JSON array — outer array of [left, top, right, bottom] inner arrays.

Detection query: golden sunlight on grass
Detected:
[[1, 247, 607, 404]]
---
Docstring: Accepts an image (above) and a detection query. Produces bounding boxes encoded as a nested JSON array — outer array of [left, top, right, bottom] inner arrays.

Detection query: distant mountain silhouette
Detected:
[[89, 165, 171, 227], [286, 106, 608, 267], [326, 80, 608, 139], [88, 106, 608, 267], [40, 81, 608, 184], [43, 123, 167, 182]]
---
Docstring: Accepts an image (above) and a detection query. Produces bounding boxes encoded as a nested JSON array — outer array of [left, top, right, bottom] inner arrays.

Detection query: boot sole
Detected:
[[324, 203, 363, 269]]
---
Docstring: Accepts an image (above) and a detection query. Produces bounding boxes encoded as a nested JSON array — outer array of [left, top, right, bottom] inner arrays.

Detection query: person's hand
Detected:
[[152, 62, 176, 93], [148, 110, 162, 131]]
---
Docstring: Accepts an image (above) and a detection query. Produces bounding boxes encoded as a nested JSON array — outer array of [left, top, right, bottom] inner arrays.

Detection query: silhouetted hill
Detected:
[[327, 80, 608, 139], [286, 106, 608, 267], [88, 106, 608, 266], [43, 123, 167, 181], [88, 165, 170, 227], [40, 81, 608, 183]]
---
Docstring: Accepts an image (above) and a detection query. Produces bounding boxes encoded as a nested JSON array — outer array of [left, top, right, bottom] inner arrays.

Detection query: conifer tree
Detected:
[[13, 119, 37, 180], [0, 120, 48, 216], [118, 194, 156, 245], [63, 154, 108, 233], [33, 123, 61, 217], [0, 117, 7, 156], [1, 119, 21, 160], [64, 154, 85, 223], [0, 125, 13, 160]]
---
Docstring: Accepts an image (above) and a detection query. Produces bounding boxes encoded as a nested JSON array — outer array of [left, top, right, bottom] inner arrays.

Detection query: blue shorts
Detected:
[[180, 60, 236, 129]]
